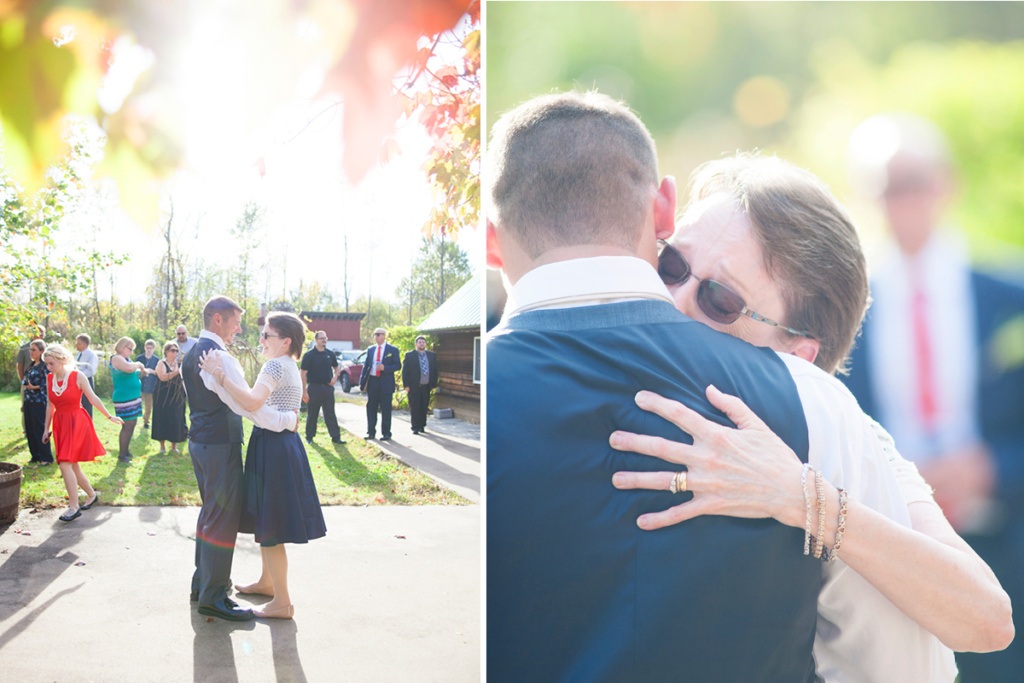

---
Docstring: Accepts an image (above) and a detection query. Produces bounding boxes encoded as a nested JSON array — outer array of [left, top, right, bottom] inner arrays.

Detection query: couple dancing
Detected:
[[486, 92, 1012, 681], [182, 297, 326, 621]]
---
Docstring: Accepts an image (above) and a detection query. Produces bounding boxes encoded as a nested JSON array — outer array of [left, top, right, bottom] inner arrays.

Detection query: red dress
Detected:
[[48, 370, 105, 463]]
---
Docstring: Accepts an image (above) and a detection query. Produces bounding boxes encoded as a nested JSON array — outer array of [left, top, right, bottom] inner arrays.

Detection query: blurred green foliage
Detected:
[[486, 2, 1024, 264]]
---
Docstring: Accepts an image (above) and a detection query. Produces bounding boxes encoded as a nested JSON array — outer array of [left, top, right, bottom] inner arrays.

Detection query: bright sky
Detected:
[[76, 7, 479, 311]]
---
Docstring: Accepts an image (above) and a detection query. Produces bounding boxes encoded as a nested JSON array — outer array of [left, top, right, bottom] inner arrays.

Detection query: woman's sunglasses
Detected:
[[657, 240, 811, 338]]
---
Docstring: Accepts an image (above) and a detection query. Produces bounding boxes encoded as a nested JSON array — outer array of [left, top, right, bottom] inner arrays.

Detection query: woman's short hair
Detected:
[[266, 312, 306, 359], [162, 340, 179, 355], [42, 343, 75, 369], [114, 336, 135, 355], [686, 153, 869, 375], [30, 338, 46, 353]]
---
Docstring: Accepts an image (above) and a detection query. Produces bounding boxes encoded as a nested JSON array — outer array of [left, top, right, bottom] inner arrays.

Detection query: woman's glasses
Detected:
[[657, 240, 811, 338], [260, 332, 282, 340]]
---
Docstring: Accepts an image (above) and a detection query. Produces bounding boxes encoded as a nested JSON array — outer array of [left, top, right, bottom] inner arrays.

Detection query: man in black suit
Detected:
[[401, 335, 438, 435], [359, 327, 401, 440]]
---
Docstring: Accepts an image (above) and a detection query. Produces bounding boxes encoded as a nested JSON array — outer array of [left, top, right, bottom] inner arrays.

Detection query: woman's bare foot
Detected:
[[234, 581, 275, 597], [254, 603, 294, 619]]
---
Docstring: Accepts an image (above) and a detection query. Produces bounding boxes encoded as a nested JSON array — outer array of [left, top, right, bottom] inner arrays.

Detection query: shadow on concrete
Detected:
[[380, 442, 480, 496], [0, 584, 82, 654], [190, 607, 256, 683], [417, 433, 480, 463]]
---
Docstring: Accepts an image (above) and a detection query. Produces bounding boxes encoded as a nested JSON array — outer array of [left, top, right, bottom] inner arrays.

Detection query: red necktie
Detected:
[[375, 345, 382, 376], [911, 277, 937, 428]]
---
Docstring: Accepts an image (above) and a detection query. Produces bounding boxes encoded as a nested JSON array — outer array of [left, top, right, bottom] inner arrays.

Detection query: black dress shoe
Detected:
[[198, 597, 253, 621], [365, 434, 375, 440], [332, 437, 346, 444], [380, 435, 391, 441], [59, 509, 82, 522]]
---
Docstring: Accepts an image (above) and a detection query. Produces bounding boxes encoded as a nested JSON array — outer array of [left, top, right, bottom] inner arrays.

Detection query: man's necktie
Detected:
[[419, 352, 428, 378], [375, 345, 382, 376], [911, 272, 937, 429]]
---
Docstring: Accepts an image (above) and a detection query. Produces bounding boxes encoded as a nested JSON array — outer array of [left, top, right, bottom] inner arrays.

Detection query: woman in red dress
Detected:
[[41, 344, 123, 522]]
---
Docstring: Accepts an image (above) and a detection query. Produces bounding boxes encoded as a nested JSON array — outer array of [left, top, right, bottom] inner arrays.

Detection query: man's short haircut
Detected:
[[373, 327, 386, 335], [76, 333, 91, 345], [686, 153, 869, 375], [487, 90, 660, 258], [266, 312, 306, 359], [145, 339, 157, 348], [415, 335, 426, 342], [848, 112, 953, 199], [176, 326, 187, 334], [202, 296, 244, 327], [314, 331, 327, 339]]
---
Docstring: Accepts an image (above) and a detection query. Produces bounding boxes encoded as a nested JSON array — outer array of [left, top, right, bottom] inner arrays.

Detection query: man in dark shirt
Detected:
[[300, 331, 345, 444]]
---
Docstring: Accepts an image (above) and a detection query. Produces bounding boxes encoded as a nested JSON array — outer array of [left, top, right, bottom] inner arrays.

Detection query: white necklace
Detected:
[[51, 370, 71, 397]]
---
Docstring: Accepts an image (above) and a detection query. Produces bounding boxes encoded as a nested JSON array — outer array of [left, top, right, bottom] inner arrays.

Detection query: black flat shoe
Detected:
[[59, 509, 82, 522], [81, 493, 99, 510], [198, 597, 253, 621]]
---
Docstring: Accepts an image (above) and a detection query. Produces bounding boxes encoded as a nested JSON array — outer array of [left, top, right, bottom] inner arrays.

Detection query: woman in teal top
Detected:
[[110, 336, 153, 464]]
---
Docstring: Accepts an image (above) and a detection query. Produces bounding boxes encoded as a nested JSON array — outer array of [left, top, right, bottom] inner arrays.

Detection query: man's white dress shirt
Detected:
[[501, 255, 957, 682], [75, 347, 99, 379]]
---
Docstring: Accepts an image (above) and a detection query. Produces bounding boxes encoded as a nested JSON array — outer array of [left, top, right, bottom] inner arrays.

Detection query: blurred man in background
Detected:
[[843, 112, 1024, 682]]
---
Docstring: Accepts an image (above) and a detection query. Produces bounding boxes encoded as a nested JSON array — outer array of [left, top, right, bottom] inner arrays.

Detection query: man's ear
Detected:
[[653, 176, 677, 240], [789, 337, 820, 367], [486, 220, 504, 269]]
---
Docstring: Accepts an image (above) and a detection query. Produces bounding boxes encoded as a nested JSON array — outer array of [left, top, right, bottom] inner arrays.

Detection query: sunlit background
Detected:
[[1, 0, 480, 346], [484, 1, 1024, 319]]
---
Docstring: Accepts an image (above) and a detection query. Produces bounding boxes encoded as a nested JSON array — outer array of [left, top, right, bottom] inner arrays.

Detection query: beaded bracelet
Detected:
[[801, 463, 813, 556], [814, 470, 826, 559], [824, 488, 849, 564]]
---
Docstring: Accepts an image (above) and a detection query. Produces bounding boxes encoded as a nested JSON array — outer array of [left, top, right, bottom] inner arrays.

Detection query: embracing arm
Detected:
[[611, 386, 1013, 653], [209, 366, 270, 413]]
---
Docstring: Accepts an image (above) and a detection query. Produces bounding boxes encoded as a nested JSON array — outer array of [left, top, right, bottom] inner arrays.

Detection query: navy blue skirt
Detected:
[[241, 426, 327, 546]]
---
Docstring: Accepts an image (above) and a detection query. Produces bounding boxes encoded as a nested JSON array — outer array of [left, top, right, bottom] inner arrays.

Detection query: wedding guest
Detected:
[[110, 337, 152, 463], [176, 325, 198, 357], [74, 333, 99, 416], [15, 325, 44, 383], [21, 339, 53, 465], [152, 341, 188, 454], [200, 311, 327, 619], [42, 344, 123, 521], [136, 339, 160, 429]]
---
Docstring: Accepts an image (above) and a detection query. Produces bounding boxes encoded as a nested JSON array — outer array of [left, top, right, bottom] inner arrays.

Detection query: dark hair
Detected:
[[76, 333, 91, 345], [687, 153, 869, 375], [203, 295, 244, 327], [266, 311, 306, 359], [488, 90, 659, 258], [415, 335, 426, 342]]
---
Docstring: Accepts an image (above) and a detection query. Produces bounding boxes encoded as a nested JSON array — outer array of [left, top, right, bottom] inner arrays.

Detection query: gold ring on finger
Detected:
[[670, 471, 687, 494]]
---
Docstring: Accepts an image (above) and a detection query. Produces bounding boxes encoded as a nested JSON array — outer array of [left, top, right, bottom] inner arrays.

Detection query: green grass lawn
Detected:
[[0, 393, 466, 509]]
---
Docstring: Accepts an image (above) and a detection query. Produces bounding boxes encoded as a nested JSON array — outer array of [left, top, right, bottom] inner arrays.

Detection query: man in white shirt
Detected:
[[75, 333, 99, 416], [176, 325, 198, 357]]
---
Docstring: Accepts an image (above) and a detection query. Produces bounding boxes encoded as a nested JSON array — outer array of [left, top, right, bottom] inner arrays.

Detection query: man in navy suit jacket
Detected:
[[843, 113, 1024, 682], [360, 327, 401, 440], [486, 91, 823, 682]]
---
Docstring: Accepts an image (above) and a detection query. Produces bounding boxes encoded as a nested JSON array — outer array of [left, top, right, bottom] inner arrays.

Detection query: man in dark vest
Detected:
[[485, 92, 823, 682], [181, 296, 298, 621]]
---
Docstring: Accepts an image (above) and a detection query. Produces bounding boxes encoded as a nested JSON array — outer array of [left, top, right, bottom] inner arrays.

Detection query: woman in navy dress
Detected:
[[199, 311, 326, 619]]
